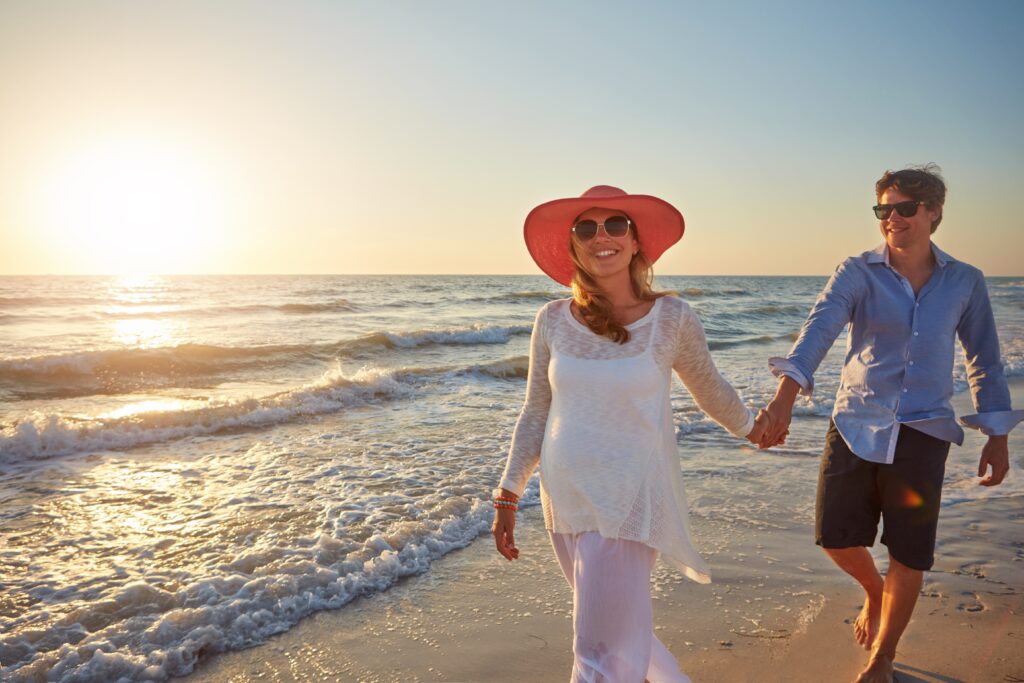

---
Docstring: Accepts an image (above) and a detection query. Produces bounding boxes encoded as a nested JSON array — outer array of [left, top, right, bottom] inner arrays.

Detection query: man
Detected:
[[760, 165, 1021, 683]]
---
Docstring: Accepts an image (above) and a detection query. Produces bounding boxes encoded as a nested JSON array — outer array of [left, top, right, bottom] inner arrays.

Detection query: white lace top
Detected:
[[498, 296, 755, 583]]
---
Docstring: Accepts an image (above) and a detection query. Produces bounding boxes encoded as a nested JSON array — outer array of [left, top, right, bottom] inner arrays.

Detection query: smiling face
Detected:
[[878, 188, 940, 252], [570, 207, 639, 281]]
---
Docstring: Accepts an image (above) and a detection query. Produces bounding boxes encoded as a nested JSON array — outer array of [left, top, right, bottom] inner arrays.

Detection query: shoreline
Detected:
[[179, 381, 1024, 682], [179, 491, 1024, 682]]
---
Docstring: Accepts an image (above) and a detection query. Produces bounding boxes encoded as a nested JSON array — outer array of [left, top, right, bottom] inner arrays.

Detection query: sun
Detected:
[[39, 136, 227, 274]]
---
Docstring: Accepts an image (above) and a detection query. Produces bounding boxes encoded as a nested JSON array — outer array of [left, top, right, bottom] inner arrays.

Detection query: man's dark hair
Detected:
[[875, 163, 946, 233]]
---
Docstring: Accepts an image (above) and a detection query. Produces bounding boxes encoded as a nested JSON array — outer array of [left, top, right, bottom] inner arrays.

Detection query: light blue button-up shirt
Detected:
[[770, 243, 1023, 464]]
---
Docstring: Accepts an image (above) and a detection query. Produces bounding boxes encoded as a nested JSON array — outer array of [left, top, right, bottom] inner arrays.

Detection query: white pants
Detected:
[[550, 532, 693, 683]]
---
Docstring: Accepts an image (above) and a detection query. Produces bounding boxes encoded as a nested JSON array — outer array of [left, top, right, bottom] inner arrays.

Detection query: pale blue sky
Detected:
[[1, 1, 1022, 275]]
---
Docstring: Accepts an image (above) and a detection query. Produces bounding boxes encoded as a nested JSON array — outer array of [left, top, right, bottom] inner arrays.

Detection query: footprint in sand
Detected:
[[956, 590, 985, 612], [957, 562, 989, 579]]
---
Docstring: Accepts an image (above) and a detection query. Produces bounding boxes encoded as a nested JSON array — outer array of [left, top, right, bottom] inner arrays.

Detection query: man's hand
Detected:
[[978, 435, 1010, 486], [760, 376, 800, 448]]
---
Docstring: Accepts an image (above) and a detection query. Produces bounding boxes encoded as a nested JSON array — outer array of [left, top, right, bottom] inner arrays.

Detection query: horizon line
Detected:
[[2, 272, 1023, 279]]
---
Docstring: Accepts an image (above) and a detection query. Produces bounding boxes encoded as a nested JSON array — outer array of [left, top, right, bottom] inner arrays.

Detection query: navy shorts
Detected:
[[815, 420, 949, 571]]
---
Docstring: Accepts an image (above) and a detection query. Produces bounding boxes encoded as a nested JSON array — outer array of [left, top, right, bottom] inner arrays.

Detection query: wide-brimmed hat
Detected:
[[524, 185, 685, 286]]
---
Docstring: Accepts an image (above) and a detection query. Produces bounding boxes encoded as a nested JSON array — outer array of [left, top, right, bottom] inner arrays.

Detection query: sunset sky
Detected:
[[1, 1, 1022, 276]]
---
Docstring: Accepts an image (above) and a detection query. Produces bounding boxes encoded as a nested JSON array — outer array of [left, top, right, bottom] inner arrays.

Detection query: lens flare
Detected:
[[901, 487, 925, 509]]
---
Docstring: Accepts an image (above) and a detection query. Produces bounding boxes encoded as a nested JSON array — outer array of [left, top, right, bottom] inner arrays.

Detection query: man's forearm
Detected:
[[773, 375, 802, 407]]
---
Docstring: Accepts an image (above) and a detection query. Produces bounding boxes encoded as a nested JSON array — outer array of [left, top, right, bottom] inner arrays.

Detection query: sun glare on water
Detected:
[[39, 137, 228, 274]]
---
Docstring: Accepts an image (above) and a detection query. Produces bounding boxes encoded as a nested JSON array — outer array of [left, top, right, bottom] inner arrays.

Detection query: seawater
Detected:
[[1, 274, 1022, 682]]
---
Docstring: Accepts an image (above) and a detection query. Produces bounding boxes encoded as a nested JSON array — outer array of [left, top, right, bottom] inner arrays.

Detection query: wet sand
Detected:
[[178, 495, 1022, 683], [180, 384, 1024, 682]]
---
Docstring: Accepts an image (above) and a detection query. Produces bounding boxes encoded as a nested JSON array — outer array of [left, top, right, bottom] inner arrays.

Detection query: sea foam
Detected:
[[0, 355, 532, 464], [0, 365, 414, 463], [0, 483, 542, 682]]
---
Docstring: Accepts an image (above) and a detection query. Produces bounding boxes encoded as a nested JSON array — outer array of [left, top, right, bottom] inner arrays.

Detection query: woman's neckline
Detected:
[[563, 297, 662, 335]]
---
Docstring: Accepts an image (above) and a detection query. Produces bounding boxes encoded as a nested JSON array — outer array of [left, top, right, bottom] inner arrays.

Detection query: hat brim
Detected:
[[524, 194, 684, 286]]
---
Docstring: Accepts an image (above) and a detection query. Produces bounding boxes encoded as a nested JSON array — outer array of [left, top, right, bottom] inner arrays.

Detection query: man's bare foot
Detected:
[[854, 651, 894, 683], [853, 596, 881, 650]]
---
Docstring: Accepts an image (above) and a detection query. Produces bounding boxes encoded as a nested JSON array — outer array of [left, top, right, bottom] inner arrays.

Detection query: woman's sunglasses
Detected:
[[571, 216, 632, 241], [873, 200, 925, 220]]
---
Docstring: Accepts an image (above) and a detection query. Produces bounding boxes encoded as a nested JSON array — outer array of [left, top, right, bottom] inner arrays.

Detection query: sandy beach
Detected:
[[180, 385, 1024, 683], [6, 277, 1021, 682], [179, 496, 1023, 683]]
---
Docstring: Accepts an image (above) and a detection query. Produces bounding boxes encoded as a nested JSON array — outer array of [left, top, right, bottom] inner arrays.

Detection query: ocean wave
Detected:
[[464, 290, 566, 304], [991, 353, 1024, 380], [0, 295, 185, 308], [459, 355, 530, 379], [707, 335, 782, 350], [0, 324, 532, 387], [674, 287, 753, 299], [0, 365, 418, 463], [0, 343, 302, 382], [706, 305, 808, 326], [0, 487, 541, 682], [361, 323, 532, 350], [276, 300, 357, 314], [116, 300, 360, 318], [0, 355, 532, 463], [675, 418, 724, 436], [2, 299, 360, 323], [791, 399, 835, 417], [130, 299, 360, 318], [745, 304, 806, 316]]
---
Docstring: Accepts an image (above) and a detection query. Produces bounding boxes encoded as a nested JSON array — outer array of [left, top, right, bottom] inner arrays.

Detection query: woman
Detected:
[[492, 185, 770, 682]]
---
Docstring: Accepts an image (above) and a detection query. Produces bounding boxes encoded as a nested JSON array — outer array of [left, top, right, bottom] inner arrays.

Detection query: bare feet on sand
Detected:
[[853, 597, 881, 650], [854, 652, 895, 683]]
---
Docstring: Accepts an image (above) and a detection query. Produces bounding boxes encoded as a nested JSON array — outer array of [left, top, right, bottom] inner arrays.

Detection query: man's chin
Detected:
[[884, 235, 921, 250]]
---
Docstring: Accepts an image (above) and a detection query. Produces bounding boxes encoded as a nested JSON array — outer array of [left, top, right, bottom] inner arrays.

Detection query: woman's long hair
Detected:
[[568, 222, 666, 344]]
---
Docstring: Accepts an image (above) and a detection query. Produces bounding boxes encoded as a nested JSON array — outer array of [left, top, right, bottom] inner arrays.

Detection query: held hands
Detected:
[[747, 408, 788, 449], [756, 376, 800, 449], [758, 398, 792, 449]]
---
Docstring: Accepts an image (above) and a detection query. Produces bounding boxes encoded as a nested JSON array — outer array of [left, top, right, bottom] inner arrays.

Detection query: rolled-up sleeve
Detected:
[[769, 260, 861, 396], [956, 274, 1024, 435]]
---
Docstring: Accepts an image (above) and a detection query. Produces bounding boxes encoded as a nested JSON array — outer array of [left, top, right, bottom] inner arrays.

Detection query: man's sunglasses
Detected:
[[571, 216, 632, 241], [872, 201, 925, 220]]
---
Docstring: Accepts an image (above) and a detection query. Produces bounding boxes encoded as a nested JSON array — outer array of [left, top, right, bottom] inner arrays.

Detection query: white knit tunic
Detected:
[[498, 296, 755, 583]]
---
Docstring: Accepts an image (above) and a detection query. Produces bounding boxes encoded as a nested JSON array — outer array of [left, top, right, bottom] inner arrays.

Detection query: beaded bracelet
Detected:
[[493, 497, 518, 511]]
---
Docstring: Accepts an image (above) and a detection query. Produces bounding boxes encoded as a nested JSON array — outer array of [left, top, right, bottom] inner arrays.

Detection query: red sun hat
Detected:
[[523, 185, 685, 286]]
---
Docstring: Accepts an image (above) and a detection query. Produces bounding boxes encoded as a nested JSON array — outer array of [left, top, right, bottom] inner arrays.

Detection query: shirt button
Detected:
[[913, 331, 919, 336], [903, 388, 909, 393], [909, 360, 914, 365]]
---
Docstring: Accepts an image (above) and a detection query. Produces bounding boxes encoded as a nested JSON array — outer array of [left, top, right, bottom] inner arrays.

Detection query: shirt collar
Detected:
[[867, 242, 953, 268]]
